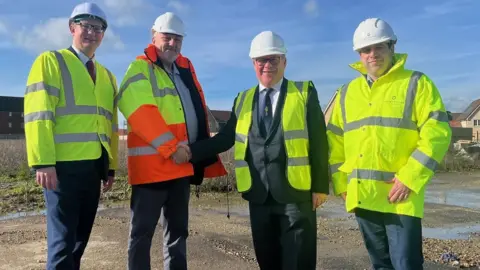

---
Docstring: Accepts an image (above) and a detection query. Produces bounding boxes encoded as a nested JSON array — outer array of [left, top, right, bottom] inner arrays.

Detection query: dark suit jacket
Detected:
[[189, 78, 330, 199]]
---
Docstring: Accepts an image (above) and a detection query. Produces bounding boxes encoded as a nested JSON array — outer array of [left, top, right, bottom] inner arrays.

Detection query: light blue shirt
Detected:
[[166, 64, 198, 143]]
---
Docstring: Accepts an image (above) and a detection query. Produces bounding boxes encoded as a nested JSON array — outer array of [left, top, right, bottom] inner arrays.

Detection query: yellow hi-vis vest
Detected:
[[327, 53, 451, 218], [234, 80, 312, 192], [24, 48, 119, 170]]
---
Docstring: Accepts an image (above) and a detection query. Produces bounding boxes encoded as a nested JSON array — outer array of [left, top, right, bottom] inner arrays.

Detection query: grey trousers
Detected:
[[127, 177, 190, 270]]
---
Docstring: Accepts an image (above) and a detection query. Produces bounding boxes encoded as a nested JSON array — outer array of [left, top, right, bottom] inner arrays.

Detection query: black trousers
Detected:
[[355, 208, 424, 270], [44, 162, 102, 270], [127, 177, 190, 270], [248, 197, 317, 270]]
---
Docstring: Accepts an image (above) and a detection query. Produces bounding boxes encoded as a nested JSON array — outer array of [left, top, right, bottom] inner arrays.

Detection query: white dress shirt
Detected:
[[72, 45, 95, 72], [258, 78, 283, 117]]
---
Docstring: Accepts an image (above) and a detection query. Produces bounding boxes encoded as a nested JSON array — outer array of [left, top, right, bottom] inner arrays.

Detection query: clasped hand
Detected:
[[339, 177, 412, 203], [171, 144, 191, 164]]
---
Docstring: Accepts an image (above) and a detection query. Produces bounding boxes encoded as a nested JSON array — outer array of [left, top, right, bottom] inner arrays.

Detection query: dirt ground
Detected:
[[0, 171, 479, 270]]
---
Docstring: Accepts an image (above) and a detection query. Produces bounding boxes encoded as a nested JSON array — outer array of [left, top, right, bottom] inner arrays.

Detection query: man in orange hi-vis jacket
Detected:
[[116, 12, 227, 270]]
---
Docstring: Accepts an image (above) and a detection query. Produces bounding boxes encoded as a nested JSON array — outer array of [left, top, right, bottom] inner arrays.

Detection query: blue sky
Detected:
[[1, 0, 479, 126]]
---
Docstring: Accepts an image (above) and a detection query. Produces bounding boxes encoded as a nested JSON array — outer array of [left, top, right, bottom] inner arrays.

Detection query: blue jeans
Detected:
[[355, 208, 424, 270]]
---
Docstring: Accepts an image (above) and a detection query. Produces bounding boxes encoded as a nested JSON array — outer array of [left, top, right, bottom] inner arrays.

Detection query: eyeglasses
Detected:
[[255, 56, 282, 66], [75, 22, 105, 34]]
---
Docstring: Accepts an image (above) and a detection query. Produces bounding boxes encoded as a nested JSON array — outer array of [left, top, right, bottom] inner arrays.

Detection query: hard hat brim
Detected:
[[71, 14, 108, 29], [249, 48, 286, 59], [152, 27, 186, 37], [353, 36, 396, 51]]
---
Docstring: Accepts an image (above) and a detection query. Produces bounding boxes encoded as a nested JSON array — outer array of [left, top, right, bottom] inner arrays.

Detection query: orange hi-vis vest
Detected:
[[116, 44, 227, 185]]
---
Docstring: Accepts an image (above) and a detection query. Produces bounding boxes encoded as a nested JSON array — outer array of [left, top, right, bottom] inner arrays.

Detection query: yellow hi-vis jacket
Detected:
[[24, 48, 119, 170], [234, 80, 312, 192], [327, 53, 451, 218]]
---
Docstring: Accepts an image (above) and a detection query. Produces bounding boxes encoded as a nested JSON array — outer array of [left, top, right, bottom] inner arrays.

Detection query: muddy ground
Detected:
[[0, 171, 479, 270]]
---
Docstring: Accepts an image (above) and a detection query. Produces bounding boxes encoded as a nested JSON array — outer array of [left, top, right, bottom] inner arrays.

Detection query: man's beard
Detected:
[[160, 50, 178, 63]]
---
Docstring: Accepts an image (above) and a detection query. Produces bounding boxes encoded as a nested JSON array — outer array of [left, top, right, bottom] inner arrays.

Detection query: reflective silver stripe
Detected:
[[340, 83, 349, 125], [340, 72, 422, 132], [235, 133, 246, 143], [24, 111, 55, 123], [403, 71, 423, 121], [329, 163, 343, 174], [56, 105, 97, 117], [153, 87, 178, 97], [235, 160, 249, 168], [25, 82, 60, 97], [55, 105, 112, 121], [349, 169, 395, 182], [99, 134, 111, 145], [235, 91, 247, 118], [294, 81, 304, 94], [284, 130, 309, 140], [115, 73, 148, 105], [128, 146, 158, 156], [55, 133, 99, 143], [98, 107, 113, 121], [150, 132, 175, 148], [345, 117, 417, 132], [288, 157, 309, 166], [53, 51, 75, 107], [411, 149, 439, 171], [327, 123, 343, 136], [428, 111, 449, 122]]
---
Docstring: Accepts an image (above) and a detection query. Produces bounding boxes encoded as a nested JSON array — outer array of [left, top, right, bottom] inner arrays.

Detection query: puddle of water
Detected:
[[423, 224, 480, 240], [0, 209, 46, 221], [425, 188, 480, 209]]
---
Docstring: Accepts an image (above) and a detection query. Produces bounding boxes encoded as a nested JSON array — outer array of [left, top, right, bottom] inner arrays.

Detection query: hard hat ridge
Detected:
[[249, 30, 287, 58]]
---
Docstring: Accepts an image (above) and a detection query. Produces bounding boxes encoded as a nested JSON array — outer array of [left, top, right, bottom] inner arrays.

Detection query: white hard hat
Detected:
[[70, 2, 108, 28], [249, 31, 287, 59], [353, 18, 396, 51], [152, 12, 186, 37]]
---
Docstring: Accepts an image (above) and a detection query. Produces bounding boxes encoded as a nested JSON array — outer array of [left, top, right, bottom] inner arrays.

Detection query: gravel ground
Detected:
[[0, 172, 479, 269]]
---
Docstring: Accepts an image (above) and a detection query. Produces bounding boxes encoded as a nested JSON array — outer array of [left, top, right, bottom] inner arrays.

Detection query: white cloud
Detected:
[[100, 0, 150, 26], [421, 0, 474, 18], [12, 17, 124, 54], [167, 0, 190, 15], [0, 20, 7, 35], [304, 0, 319, 18]]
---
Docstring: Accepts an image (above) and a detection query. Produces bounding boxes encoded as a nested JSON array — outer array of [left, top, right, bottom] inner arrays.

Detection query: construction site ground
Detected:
[[1, 171, 479, 270]]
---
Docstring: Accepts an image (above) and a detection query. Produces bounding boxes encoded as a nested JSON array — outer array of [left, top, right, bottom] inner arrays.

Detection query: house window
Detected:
[[8, 122, 12, 128], [474, 120, 480, 127]]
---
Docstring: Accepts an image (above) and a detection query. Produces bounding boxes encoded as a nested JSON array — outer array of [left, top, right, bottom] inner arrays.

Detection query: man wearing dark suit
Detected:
[[179, 30, 330, 270]]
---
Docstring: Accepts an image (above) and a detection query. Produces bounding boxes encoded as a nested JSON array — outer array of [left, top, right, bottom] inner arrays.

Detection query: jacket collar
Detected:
[[137, 43, 187, 71], [349, 53, 408, 77]]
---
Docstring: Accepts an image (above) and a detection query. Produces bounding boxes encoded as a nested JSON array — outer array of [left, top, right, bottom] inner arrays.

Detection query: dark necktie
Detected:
[[260, 88, 274, 137], [86, 60, 96, 83]]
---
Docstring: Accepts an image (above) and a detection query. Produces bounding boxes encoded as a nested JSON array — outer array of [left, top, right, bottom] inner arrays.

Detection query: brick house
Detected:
[[455, 99, 480, 141], [0, 96, 24, 135]]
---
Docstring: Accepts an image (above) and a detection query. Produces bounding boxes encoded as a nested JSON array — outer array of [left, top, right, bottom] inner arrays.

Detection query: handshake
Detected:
[[171, 144, 191, 164]]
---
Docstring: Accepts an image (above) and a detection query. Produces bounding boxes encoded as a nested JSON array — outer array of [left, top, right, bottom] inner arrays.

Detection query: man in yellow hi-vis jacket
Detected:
[[327, 18, 451, 270], [23, 3, 118, 269]]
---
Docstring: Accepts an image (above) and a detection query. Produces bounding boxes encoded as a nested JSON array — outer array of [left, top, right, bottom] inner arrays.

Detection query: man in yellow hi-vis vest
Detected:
[[327, 18, 451, 270], [23, 3, 118, 269], [183, 31, 331, 270]]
